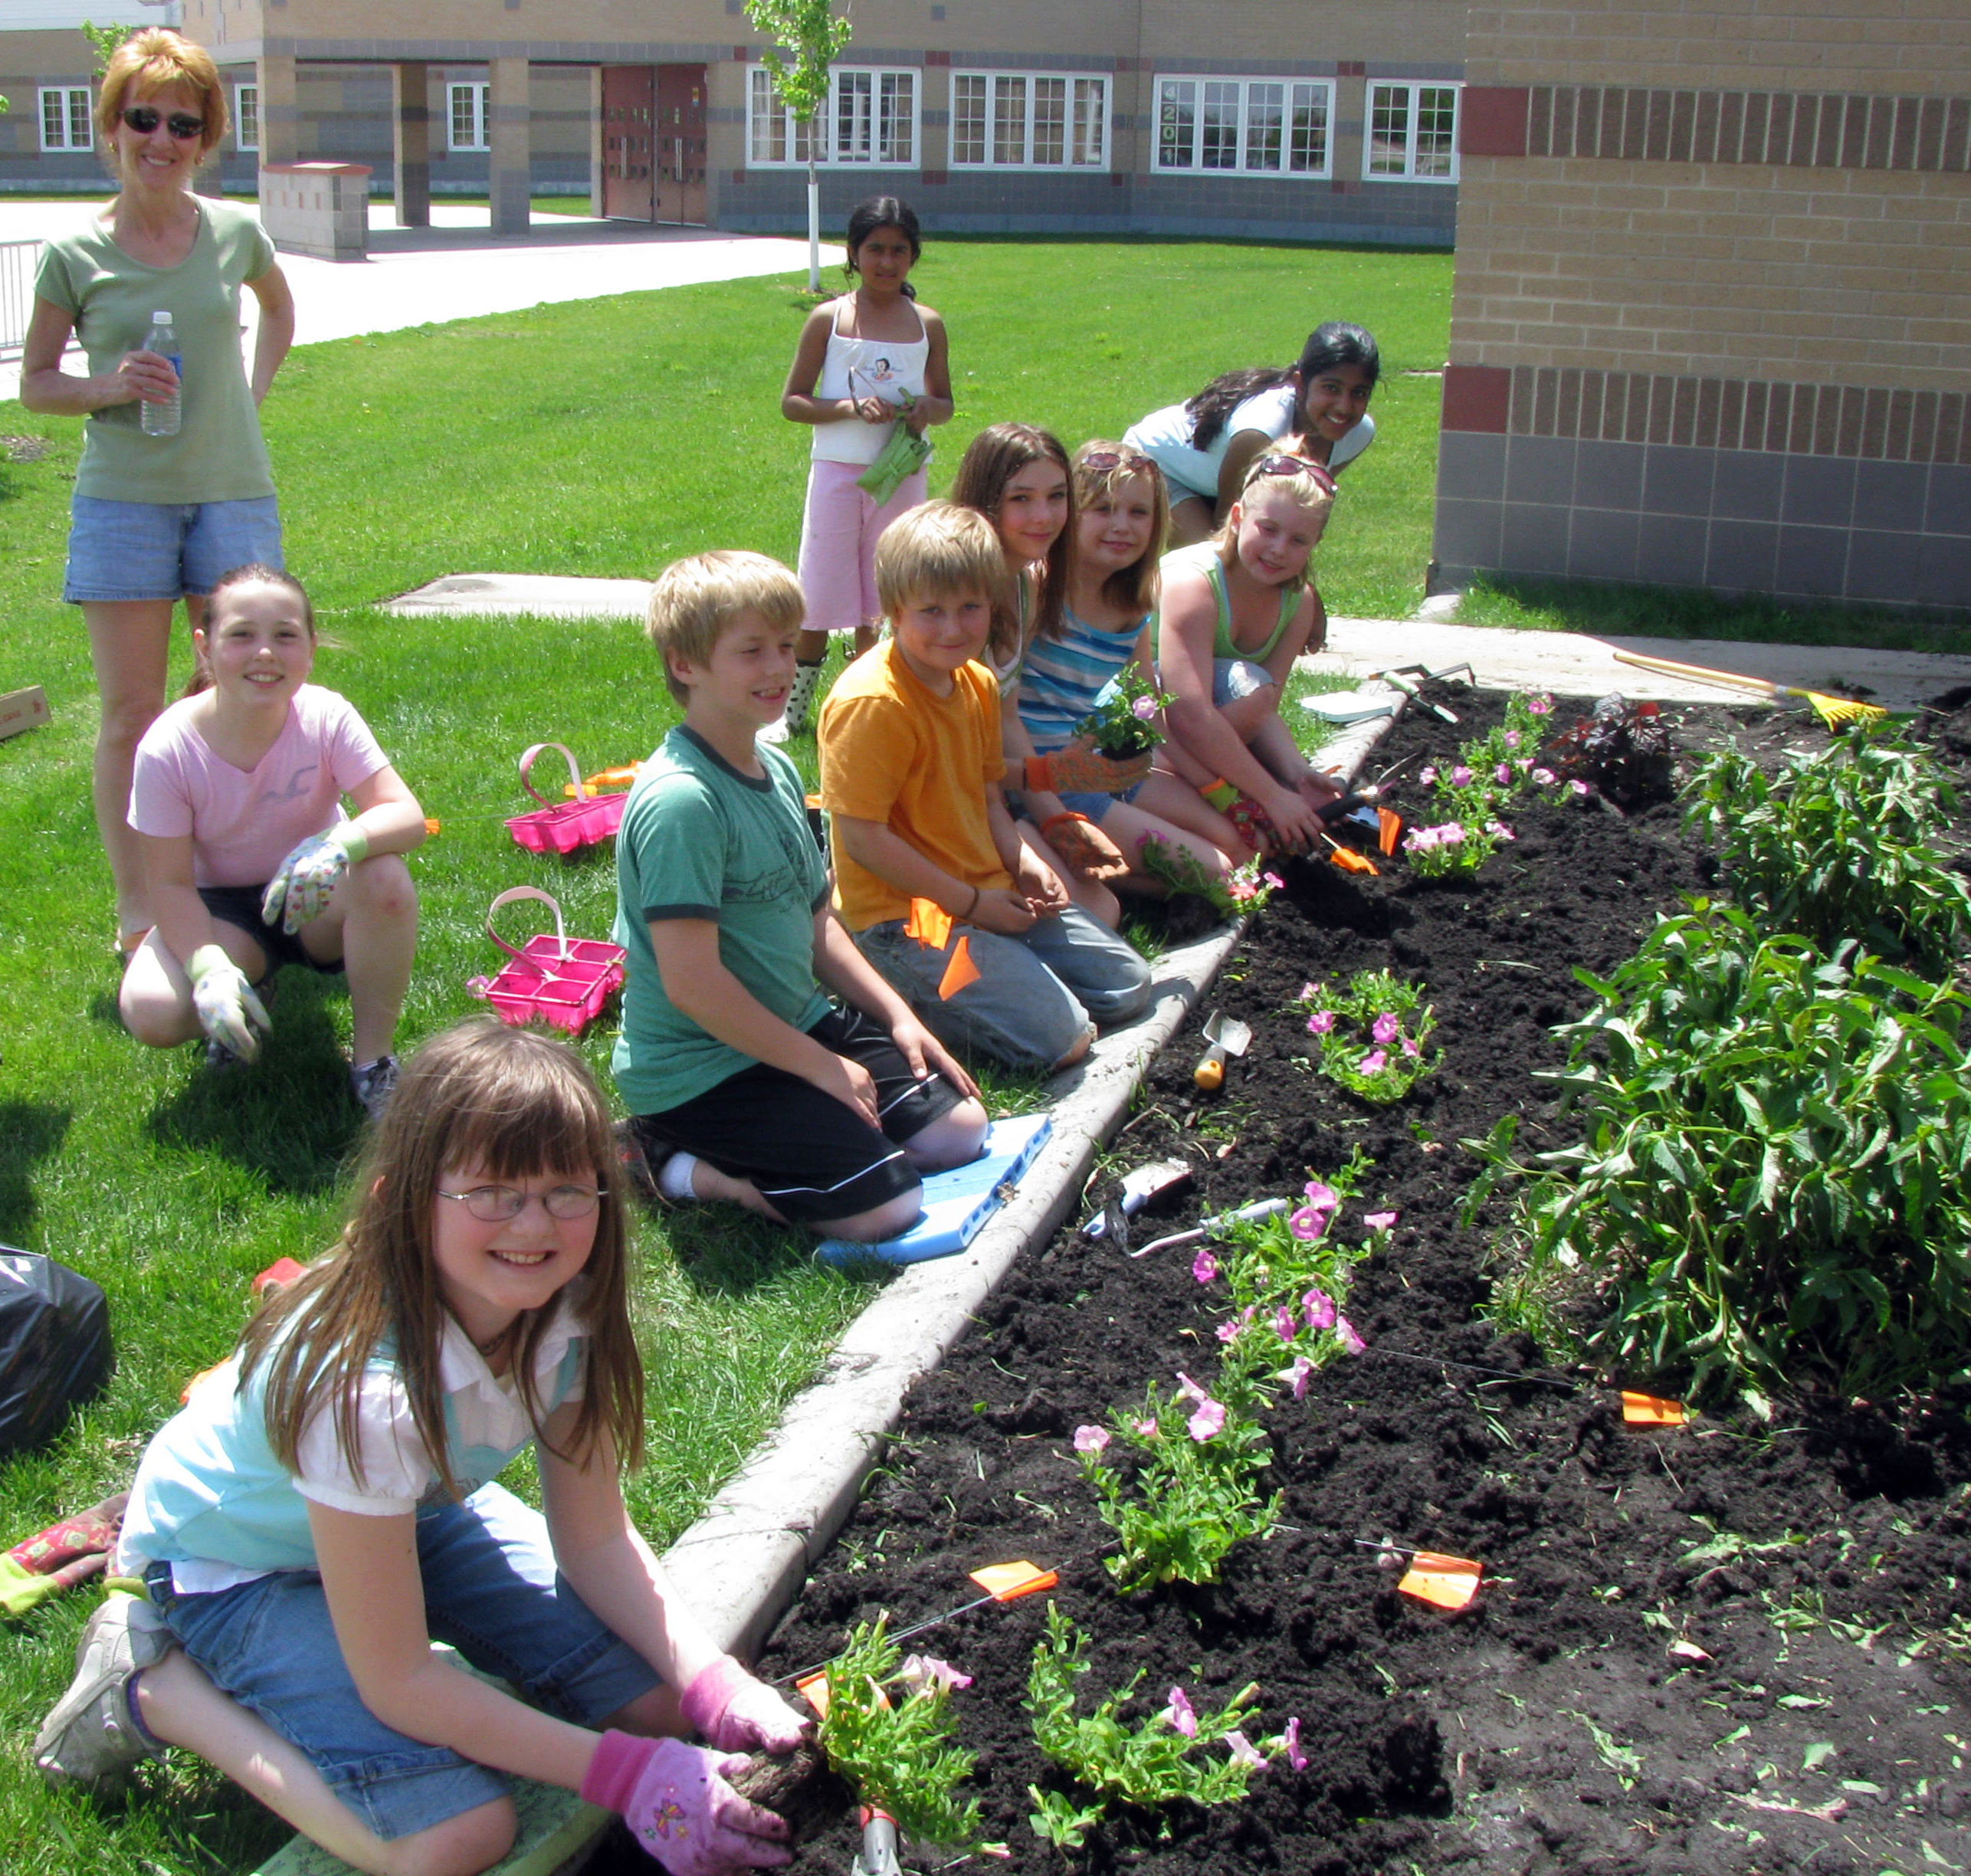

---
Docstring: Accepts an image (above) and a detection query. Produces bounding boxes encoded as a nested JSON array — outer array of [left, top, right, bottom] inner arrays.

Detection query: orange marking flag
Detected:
[[253, 1258, 306, 1295], [938, 935, 982, 1000], [1330, 846, 1379, 875], [1621, 1390, 1687, 1426], [795, 1671, 831, 1718], [1398, 1551, 1483, 1610], [969, 1560, 1058, 1602], [1376, 808, 1405, 856], [905, 897, 954, 951]]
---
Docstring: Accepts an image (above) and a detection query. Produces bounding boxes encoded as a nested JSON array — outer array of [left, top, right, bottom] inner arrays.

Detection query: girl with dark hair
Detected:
[[34, 1019, 806, 1876], [776, 194, 953, 740], [1124, 321, 1380, 544], [116, 563, 425, 1116]]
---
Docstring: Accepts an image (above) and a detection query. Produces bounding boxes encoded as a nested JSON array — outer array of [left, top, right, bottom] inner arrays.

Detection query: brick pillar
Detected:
[[392, 61, 431, 227], [256, 53, 300, 167], [488, 55, 531, 235], [589, 66, 605, 219]]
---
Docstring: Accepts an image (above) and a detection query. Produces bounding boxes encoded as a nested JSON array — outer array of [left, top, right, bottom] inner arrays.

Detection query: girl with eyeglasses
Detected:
[[1123, 322, 1379, 546], [21, 28, 297, 963], [1156, 454, 1346, 857], [1012, 442, 1257, 910], [34, 1020, 805, 1876]]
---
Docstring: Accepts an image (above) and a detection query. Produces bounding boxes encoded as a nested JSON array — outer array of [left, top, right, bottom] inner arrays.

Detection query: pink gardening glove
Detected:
[[681, 1655, 812, 1755], [580, 1731, 789, 1874]]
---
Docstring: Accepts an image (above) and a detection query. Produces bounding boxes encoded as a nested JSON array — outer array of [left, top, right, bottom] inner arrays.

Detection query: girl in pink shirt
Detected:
[[120, 563, 425, 1117]]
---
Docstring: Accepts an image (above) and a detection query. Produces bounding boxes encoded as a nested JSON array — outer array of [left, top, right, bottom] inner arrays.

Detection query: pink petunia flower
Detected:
[[1401, 1036, 1421, 1058], [1225, 1730, 1267, 1770], [1528, 695, 1553, 715], [1569, 779, 1591, 796], [1487, 821, 1517, 841], [1274, 1305, 1298, 1343], [1451, 766, 1474, 788], [1303, 1287, 1336, 1331], [1281, 1354, 1313, 1399], [898, 1653, 974, 1696], [1359, 1048, 1389, 1074], [1282, 1717, 1309, 1771], [1073, 1425, 1110, 1455], [1503, 730, 1520, 750], [1531, 767, 1556, 785], [1289, 1205, 1329, 1241], [1175, 1372, 1210, 1405], [1307, 1009, 1337, 1035], [1192, 1246, 1219, 1284], [1418, 765, 1438, 787], [1163, 1687, 1199, 1737], [1216, 1317, 1243, 1343], [1304, 1179, 1337, 1211], [1494, 763, 1512, 785], [1363, 1210, 1399, 1231], [1404, 826, 1439, 852], [1438, 823, 1466, 845], [1297, 980, 1321, 1002], [1371, 1012, 1399, 1045], [1187, 1397, 1227, 1441], [1131, 694, 1158, 720], [1263, 871, 1284, 890], [1130, 1416, 1159, 1438], [1335, 1314, 1366, 1354]]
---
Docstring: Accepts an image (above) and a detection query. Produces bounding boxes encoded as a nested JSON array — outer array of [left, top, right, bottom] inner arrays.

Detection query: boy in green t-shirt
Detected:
[[613, 550, 986, 1240]]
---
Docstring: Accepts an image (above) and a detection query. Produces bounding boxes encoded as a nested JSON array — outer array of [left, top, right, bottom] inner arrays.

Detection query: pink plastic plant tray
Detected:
[[506, 742, 627, 856], [467, 887, 625, 1036]]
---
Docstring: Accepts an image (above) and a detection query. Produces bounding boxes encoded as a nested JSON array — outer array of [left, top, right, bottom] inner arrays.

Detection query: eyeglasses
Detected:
[[1079, 448, 1155, 476], [121, 106, 205, 141], [437, 1184, 605, 1222], [1250, 453, 1338, 496]]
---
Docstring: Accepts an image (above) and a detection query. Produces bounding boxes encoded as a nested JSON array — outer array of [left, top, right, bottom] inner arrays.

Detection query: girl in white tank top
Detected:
[[776, 196, 953, 739]]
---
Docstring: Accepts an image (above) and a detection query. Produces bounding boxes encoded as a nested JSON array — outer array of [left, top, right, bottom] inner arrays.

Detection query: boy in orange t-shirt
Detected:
[[818, 502, 1153, 1072]]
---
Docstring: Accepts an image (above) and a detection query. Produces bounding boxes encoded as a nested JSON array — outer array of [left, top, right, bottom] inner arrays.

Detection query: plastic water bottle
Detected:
[[141, 310, 181, 437]]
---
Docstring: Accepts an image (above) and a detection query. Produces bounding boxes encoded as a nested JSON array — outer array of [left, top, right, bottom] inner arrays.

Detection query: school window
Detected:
[[234, 83, 259, 153], [1365, 82, 1460, 181], [951, 73, 1108, 169], [448, 82, 490, 153], [747, 66, 917, 167], [38, 86, 93, 153], [1153, 76, 1332, 178]]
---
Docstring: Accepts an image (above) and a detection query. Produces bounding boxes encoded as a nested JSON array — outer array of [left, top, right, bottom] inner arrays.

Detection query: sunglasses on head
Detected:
[[1079, 448, 1155, 477], [121, 105, 205, 140], [1250, 452, 1338, 496]]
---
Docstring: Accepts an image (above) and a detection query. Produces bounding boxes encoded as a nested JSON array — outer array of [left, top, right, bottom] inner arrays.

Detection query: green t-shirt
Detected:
[[612, 726, 832, 1115], [34, 198, 277, 503]]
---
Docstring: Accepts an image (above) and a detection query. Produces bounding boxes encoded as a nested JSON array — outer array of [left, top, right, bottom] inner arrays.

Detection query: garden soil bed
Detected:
[[637, 683, 1971, 1876]]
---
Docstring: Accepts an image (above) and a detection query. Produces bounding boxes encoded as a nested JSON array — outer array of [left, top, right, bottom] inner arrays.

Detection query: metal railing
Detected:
[[1, 239, 43, 356]]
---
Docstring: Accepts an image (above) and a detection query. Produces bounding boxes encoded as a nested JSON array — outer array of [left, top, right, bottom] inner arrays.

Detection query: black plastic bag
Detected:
[[0, 1248, 113, 1458]]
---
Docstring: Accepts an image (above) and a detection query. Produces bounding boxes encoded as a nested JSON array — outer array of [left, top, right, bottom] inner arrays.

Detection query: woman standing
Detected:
[[21, 28, 296, 956]]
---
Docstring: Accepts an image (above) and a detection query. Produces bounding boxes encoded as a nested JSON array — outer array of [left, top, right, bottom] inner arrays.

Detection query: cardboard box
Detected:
[[0, 687, 49, 743]]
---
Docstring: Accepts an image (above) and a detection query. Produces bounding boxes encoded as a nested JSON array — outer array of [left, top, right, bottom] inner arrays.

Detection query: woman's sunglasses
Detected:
[[121, 106, 205, 141], [1079, 448, 1156, 476], [1250, 452, 1338, 496]]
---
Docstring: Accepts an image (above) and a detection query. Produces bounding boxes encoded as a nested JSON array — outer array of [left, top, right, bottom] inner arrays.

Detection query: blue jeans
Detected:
[[145, 1482, 660, 1842], [64, 494, 283, 602], [856, 905, 1153, 1071]]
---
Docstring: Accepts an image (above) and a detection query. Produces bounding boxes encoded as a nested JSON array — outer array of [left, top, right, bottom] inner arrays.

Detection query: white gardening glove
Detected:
[[261, 824, 369, 934], [188, 945, 271, 1061]]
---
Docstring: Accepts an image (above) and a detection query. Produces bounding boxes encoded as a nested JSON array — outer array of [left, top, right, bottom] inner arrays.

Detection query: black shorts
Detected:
[[628, 1007, 966, 1225], [196, 884, 346, 980]]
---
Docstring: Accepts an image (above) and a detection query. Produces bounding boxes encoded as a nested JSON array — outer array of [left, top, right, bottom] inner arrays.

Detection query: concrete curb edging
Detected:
[[661, 696, 1407, 1659]]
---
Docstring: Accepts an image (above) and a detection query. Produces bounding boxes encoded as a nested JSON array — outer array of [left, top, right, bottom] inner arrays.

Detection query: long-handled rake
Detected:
[[1612, 648, 1890, 729]]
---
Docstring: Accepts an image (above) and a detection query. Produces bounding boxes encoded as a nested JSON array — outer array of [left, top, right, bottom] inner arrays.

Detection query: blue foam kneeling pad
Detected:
[[814, 1113, 1053, 1268]]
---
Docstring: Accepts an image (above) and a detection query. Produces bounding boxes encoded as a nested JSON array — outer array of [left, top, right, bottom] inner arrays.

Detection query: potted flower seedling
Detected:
[[1074, 663, 1171, 759]]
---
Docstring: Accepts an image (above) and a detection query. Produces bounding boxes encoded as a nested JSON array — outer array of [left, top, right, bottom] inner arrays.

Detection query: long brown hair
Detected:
[[1071, 441, 1168, 620], [239, 1020, 644, 1497], [951, 422, 1074, 658]]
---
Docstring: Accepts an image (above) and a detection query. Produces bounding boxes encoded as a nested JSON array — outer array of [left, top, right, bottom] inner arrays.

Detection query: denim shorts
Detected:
[[1053, 781, 1146, 825], [145, 1482, 661, 1842], [1214, 657, 1277, 707], [63, 494, 284, 603]]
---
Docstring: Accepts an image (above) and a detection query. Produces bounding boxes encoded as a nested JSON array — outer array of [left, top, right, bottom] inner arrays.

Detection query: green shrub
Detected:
[[1684, 730, 1971, 972], [1468, 902, 1971, 1398]]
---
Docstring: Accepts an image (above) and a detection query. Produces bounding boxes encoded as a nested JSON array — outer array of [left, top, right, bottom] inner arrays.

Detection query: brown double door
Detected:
[[601, 64, 705, 225]]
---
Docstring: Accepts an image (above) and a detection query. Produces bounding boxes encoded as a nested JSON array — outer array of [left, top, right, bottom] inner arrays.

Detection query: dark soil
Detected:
[[660, 685, 1971, 1876]]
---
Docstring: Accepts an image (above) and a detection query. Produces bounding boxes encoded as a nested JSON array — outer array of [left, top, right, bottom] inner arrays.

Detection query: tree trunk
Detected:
[[805, 154, 821, 292]]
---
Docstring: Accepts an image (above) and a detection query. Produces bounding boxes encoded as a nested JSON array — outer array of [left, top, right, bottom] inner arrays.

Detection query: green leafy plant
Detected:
[[80, 20, 134, 77], [1403, 690, 1554, 871], [1468, 901, 1971, 1397], [1684, 730, 1971, 972], [1138, 835, 1281, 918], [813, 1618, 986, 1851], [1297, 969, 1440, 1102], [1074, 663, 1171, 758], [1026, 1602, 1264, 1843]]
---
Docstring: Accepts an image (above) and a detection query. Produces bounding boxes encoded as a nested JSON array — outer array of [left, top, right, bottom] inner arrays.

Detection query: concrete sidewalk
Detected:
[[1, 199, 833, 398], [380, 569, 1971, 713]]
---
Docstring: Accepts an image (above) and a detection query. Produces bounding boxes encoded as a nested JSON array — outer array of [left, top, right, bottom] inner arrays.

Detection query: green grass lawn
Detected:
[[0, 237, 1439, 1871]]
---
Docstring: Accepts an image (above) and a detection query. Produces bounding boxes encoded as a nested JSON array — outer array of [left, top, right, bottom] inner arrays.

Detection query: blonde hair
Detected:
[[1072, 441, 1169, 621], [874, 501, 1011, 623], [1216, 453, 1337, 572], [98, 28, 227, 160], [645, 550, 805, 702], [238, 1020, 644, 1500]]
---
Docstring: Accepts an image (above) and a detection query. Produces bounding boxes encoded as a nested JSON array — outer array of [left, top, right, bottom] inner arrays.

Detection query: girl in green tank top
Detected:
[[1154, 454, 1346, 858]]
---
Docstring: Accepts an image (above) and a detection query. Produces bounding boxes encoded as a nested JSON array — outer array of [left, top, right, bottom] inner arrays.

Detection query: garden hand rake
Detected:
[[1612, 649, 1890, 729]]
